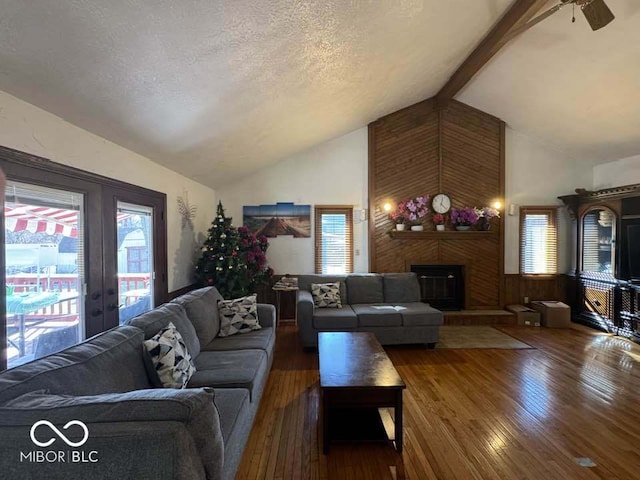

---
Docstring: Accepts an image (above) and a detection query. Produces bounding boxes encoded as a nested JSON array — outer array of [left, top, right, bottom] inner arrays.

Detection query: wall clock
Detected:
[[432, 194, 451, 214]]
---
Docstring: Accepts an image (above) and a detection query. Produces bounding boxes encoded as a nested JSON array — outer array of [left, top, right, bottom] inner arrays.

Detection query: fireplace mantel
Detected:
[[389, 230, 497, 240]]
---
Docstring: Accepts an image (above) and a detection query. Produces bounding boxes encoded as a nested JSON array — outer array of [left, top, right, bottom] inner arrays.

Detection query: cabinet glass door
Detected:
[[4, 181, 85, 367], [581, 208, 615, 275]]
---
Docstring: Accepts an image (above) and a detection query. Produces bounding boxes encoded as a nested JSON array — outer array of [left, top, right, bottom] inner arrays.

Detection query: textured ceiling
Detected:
[[1, 1, 637, 187], [458, 0, 640, 162], [0, 0, 511, 187]]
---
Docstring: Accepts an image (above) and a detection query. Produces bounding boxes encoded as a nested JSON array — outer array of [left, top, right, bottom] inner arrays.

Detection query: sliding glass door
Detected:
[[4, 181, 85, 368]]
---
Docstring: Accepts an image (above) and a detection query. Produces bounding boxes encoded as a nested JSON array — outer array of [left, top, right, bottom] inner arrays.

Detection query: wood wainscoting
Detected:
[[503, 274, 569, 305], [368, 98, 505, 309]]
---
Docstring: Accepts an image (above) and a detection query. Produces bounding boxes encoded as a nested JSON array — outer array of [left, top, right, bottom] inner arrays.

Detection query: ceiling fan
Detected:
[[507, 0, 615, 41]]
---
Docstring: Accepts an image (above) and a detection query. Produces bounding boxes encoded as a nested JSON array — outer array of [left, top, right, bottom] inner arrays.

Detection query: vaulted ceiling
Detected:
[[1, 1, 638, 188]]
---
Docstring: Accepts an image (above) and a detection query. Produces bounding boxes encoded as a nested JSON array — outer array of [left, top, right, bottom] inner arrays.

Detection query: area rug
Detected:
[[436, 326, 533, 349]]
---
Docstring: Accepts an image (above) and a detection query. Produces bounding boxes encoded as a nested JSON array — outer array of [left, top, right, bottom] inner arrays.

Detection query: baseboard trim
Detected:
[[444, 309, 516, 326]]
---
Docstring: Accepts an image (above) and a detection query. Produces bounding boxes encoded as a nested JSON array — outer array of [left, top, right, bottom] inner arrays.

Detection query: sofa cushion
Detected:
[[347, 275, 384, 304], [144, 322, 196, 389], [188, 350, 267, 400], [1, 387, 223, 480], [400, 302, 444, 326], [310, 282, 342, 308], [171, 286, 223, 347], [127, 303, 201, 358], [213, 388, 250, 444], [218, 294, 261, 337], [0, 326, 150, 404], [201, 327, 275, 355], [312, 306, 358, 329], [352, 304, 403, 327], [383, 273, 421, 303]]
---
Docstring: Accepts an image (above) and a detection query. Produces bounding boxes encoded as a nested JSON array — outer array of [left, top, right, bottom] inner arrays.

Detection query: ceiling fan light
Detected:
[[580, 0, 615, 31]]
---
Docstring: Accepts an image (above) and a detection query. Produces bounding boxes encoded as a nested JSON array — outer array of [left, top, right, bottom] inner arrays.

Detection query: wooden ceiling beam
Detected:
[[436, 0, 550, 103]]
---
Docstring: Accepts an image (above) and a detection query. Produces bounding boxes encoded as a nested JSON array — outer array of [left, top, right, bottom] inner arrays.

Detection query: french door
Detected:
[[4, 181, 90, 368], [102, 187, 166, 329], [1, 147, 167, 370]]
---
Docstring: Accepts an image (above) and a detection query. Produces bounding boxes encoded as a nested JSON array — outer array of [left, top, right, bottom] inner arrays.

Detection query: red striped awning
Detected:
[[5, 204, 78, 237], [4, 204, 131, 238]]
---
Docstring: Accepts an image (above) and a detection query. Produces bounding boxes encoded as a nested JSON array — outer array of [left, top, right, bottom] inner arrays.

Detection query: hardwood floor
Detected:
[[237, 324, 640, 479]]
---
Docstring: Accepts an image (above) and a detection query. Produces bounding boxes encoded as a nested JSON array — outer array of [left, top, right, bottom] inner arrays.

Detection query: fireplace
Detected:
[[410, 264, 464, 310]]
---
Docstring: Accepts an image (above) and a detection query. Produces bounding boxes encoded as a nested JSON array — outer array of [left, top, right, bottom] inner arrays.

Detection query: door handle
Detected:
[[107, 303, 123, 311]]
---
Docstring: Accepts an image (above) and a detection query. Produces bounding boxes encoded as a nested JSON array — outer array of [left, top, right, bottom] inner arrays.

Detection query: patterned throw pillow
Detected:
[[311, 282, 342, 308], [218, 294, 261, 337], [143, 322, 196, 389]]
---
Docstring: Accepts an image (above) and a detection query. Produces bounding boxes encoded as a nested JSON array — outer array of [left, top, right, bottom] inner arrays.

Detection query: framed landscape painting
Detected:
[[243, 203, 311, 238]]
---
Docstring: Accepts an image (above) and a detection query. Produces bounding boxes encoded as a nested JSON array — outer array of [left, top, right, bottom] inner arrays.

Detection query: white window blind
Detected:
[[314, 207, 353, 275], [520, 207, 558, 275]]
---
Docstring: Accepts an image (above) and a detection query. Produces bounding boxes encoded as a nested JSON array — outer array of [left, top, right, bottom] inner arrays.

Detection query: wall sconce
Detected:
[[492, 201, 502, 210], [382, 202, 392, 213]]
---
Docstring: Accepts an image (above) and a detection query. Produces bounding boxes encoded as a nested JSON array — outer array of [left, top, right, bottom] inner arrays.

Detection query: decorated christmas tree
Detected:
[[196, 201, 273, 298]]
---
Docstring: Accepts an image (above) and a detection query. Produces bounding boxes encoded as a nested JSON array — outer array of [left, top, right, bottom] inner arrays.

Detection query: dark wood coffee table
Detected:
[[318, 331, 406, 453]]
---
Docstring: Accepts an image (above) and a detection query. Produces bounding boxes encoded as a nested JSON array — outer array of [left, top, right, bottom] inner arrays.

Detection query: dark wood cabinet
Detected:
[[560, 184, 640, 340]]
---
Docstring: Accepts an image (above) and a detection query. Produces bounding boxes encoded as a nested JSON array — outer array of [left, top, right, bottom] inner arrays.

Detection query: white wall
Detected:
[[505, 128, 596, 274], [0, 91, 216, 291], [218, 128, 369, 275], [593, 154, 640, 189]]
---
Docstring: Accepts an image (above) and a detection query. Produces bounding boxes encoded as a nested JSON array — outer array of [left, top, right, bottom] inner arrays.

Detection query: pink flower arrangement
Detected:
[[450, 207, 479, 226], [390, 195, 430, 225], [474, 206, 500, 219]]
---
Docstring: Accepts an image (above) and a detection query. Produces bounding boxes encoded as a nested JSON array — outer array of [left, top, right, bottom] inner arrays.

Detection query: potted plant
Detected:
[[432, 213, 446, 231], [474, 206, 500, 231], [450, 207, 479, 231], [391, 196, 429, 231], [389, 204, 407, 230]]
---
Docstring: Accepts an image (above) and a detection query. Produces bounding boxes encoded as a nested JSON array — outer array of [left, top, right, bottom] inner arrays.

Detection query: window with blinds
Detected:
[[314, 206, 353, 275], [519, 207, 558, 275]]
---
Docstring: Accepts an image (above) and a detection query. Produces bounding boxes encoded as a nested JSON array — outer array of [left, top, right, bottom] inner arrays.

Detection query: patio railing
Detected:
[[6, 273, 151, 316]]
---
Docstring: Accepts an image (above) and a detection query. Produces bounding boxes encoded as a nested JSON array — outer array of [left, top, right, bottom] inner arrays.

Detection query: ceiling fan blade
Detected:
[[581, 0, 615, 31]]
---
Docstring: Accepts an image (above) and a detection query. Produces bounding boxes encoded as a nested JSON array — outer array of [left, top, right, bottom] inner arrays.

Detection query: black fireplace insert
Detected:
[[410, 264, 464, 310]]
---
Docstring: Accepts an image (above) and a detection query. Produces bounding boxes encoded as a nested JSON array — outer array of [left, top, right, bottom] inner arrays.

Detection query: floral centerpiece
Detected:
[[391, 195, 429, 231], [474, 206, 500, 231], [450, 207, 479, 231]]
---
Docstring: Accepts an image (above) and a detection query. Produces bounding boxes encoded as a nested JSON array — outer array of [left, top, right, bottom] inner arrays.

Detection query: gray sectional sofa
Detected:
[[297, 272, 443, 348], [0, 286, 275, 480]]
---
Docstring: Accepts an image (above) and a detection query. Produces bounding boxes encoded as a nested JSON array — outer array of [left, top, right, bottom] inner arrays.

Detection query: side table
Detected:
[[272, 287, 299, 326]]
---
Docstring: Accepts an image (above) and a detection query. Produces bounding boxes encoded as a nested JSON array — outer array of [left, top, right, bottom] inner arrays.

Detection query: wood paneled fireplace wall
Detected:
[[368, 98, 505, 309]]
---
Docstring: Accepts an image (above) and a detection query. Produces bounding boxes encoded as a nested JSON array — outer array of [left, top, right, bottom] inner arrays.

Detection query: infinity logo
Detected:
[[30, 420, 89, 448]]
